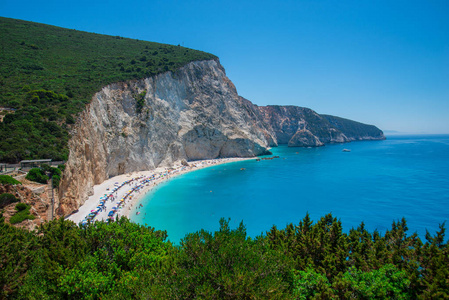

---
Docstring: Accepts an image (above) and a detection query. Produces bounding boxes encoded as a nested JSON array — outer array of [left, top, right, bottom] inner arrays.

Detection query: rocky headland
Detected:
[[257, 105, 385, 147]]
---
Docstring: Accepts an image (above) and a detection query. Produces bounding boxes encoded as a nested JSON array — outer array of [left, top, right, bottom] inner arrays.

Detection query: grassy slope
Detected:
[[0, 17, 216, 163]]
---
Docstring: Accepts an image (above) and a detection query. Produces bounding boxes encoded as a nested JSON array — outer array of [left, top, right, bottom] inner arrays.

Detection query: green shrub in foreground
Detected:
[[0, 175, 22, 185], [0, 214, 447, 299], [25, 166, 62, 188], [15, 202, 27, 211], [292, 264, 411, 299], [173, 218, 292, 298], [52, 175, 61, 188], [39, 164, 52, 173], [0, 193, 19, 208], [9, 203, 35, 224], [25, 168, 48, 184]]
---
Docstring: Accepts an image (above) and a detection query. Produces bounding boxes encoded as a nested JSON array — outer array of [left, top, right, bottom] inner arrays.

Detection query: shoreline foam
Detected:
[[67, 157, 254, 224]]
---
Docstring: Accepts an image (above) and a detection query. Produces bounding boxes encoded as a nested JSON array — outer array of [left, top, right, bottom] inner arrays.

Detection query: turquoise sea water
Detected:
[[132, 135, 449, 244]]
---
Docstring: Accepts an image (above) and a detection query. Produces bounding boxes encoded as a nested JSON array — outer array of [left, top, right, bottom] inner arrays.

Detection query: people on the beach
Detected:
[[78, 158, 245, 224]]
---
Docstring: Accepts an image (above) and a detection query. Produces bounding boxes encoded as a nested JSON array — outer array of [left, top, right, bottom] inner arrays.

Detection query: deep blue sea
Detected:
[[132, 135, 449, 244]]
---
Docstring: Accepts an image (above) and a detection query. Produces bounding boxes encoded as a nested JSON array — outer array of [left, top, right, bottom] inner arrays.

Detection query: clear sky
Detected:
[[1, 0, 448, 133]]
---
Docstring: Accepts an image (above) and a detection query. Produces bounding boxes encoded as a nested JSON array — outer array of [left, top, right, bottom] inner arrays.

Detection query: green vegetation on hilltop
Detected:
[[0, 17, 217, 163], [1, 214, 447, 299]]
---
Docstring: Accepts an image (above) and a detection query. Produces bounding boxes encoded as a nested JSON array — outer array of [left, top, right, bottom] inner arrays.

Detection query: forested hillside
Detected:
[[0, 17, 216, 163], [1, 213, 447, 299]]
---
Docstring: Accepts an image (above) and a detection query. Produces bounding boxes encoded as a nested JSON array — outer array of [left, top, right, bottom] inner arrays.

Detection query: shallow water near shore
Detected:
[[132, 135, 449, 244]]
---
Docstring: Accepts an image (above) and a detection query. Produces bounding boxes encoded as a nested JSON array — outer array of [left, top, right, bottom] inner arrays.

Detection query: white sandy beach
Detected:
[[67, 157, 254, 224]]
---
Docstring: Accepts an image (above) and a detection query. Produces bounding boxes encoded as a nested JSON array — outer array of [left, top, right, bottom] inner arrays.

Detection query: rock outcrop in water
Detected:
[[58, 59, 384, 215]]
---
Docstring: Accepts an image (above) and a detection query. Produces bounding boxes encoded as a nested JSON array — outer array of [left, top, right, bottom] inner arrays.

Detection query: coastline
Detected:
[[67, 157, 255, 224]]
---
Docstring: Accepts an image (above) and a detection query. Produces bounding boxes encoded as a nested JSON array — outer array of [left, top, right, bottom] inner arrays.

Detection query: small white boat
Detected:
[[342, 149, 351, 152]]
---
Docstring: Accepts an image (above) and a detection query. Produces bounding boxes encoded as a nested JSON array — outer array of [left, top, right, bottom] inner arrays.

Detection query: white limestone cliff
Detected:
[[58, 60, 274, 215]]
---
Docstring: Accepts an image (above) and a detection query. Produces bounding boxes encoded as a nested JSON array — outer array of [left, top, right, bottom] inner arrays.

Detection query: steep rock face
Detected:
[[237, 97, 278, 147], [58, 60, 272, 215], [322, 115, 386, 141], [257, 105, 385, 147], [258, 106, 343, 147]]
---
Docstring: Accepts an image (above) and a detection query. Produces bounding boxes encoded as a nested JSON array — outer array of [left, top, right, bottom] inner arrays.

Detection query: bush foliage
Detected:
[[24, 165, 64, 188], [0, 193, 18, 208], [0, 213, 447, 299], [0, 17, 216, 163], [25, 168, 48, 184], [15, 202, 27, 211], [0, 175, 21, 185], [9, 203, 35, 224]]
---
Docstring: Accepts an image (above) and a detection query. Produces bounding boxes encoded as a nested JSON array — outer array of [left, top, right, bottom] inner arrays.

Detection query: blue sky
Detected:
[[1, 0, 448, 133]]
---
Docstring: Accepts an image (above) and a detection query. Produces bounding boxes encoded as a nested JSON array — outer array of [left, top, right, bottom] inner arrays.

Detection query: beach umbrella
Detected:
[[112, 207, 117, 210], [108, 211, 114, 216], [91, 210, 96, 212]]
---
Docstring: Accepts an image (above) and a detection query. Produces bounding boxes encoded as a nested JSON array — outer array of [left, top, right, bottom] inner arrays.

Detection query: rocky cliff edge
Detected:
[[58, 60, 274, 215]]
